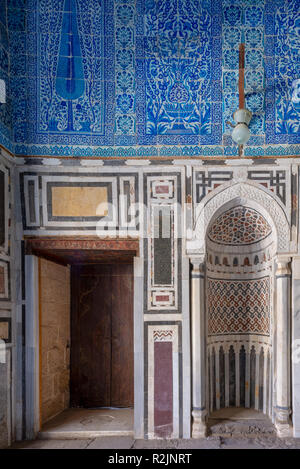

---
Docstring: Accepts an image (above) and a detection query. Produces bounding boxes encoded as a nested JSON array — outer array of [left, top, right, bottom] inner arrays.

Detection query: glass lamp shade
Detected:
[[233, 108, 252, 126], [232, 123, 251, 145]]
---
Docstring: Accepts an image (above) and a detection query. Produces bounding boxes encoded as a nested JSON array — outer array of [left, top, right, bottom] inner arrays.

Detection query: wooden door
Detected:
[[70, 263, 134, 408]]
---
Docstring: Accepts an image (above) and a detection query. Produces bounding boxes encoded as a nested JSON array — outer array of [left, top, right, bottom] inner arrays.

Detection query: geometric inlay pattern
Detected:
[[153, 330, 174, 342], [207, 277, 270, 336], [146, 174, 181, 312], [247, 170, 286, 205], [195, 171, 233, 203], [208, 206, 272, 246]]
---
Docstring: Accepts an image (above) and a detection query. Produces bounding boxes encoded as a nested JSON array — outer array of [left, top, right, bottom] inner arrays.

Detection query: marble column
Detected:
[[275, 257, 292, 437], [292, 257, 300, 437], [25, 255, 40, 440], [191, 257, 207, 437], [133, 256, 144, 439]]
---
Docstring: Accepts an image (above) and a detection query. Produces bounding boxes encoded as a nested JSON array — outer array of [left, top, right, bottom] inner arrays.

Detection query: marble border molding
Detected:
[[42, 176, 117, 228], [0, 162, 9, 255], [25, 237, 140, 256], [23, 175, 40, 228], [143, 172, 182, 314], [0, 260, 9, 300], [190, 256, 207, 438], [19, 170, 140, 235], [145, 322, 181, 439]]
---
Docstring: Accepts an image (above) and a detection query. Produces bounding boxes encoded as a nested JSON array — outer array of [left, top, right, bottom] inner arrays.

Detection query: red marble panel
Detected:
[[155, 295, 170, 302], [154, 341, 173, 438], [155, 186, 169, 194]]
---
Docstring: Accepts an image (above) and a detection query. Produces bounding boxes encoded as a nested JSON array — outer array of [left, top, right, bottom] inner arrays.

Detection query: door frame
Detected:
[[24, 237, 143, 439]]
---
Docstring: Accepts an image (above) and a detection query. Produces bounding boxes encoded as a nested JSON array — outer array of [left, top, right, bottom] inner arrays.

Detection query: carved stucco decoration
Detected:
[[190, 182, 290, 254]]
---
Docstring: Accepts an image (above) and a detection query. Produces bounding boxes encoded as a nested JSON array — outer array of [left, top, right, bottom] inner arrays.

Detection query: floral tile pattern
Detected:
[[114, 1, 136, 143], [0, 0, 13, 152], [0, 0, 299, 157], [268, 0, 300, 142], [136, 0, 222, 145], [222, 1, 265, 138], [35, 0, 114, 146]]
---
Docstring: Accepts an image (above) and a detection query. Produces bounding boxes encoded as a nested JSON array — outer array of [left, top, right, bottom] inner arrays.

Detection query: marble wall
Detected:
[[0, 154, 12, 448], [0, 155, 298, 443], [0, 357, 10, 448], [0, 0, 298, 447]]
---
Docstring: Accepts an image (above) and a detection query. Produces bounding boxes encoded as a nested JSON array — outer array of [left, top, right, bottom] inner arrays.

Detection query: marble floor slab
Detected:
[[38, 408, 134, 439]]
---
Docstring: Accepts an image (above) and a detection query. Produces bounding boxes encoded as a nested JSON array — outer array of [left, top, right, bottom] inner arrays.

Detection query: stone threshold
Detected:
[[38, 430, 134, 440]]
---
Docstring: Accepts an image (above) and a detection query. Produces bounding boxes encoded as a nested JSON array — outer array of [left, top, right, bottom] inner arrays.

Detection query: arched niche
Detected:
[[189, 182, 291, 255], [206, 203, 274, 416], [189, 181, 293, 437]]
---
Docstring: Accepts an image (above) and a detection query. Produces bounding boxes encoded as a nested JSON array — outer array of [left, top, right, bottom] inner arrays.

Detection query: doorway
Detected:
[[25, 237, 139, 437], [70, 263, 134, 409]]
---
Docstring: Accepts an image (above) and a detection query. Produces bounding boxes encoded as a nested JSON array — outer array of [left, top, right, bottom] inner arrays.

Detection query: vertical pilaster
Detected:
[[275, 257, 292, 437], [255, 352, 260, 410], [245, 349, 250, 408], [292, 257, 300, 437], [225, 348, 229, 408], [25, 255, 40, 440], [215, 348, 220, 410], [182, 257, 191, 438], [134, 256, 144, 439], [235, 345, 240, 408], [191, 258, 207, 438], [263, 348, 268, 415], [209, 346, 214, 412]]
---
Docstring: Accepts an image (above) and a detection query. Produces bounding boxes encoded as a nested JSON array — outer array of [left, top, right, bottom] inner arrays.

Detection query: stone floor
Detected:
[[38, 408, 133, 439], [9, 407, 300, 449], [207, 407, 276, 438], [9, 435, 300, 449]]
